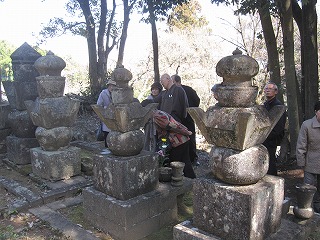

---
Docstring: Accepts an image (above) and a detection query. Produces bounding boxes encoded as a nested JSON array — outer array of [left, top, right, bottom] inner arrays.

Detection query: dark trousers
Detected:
[[183, 116, 197, 164], [266, 146, 277, 176], [169, 141, 196, 179], [103, 131, 109, 148]]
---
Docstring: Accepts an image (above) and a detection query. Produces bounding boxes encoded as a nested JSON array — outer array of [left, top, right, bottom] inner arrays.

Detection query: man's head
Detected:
[[172, 74, 182, 86], [264, 82, 278, 100], [160, 73, 174, 90]]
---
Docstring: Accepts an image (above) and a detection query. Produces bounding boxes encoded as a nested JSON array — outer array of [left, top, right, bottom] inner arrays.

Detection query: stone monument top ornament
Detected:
[[34, 51, 66, 76]]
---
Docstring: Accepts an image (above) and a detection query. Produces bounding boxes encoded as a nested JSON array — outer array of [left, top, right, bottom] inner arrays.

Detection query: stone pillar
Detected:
[[174, 49, 286, 240], [3, 43, 40, 162], [83, 66, 192, 240], [25, 51, 81, 181]]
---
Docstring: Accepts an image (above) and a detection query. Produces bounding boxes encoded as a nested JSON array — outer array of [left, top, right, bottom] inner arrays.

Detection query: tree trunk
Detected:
[[257, 0, 283, 103], [277, 0, 300, 158], [77, 0, 99, 95], [97, 0, 107, 87], [302, 0, 319, 119], [117, 0, 132, 67], [105, 0, 117, 74], [147, 0, 160, 83]]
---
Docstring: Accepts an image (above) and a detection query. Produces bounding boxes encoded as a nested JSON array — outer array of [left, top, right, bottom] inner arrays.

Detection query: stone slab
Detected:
[[192, 174, 284, 240], [6, 135, 39, 164], [93, 150, 159, 200], [30, 146, 81, 181], [83, 179, 193, 240], [29, 205, 100, 240]]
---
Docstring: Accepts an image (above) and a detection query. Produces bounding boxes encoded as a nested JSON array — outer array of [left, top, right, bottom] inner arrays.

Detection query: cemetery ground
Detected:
[[0, 111, 320, 240]]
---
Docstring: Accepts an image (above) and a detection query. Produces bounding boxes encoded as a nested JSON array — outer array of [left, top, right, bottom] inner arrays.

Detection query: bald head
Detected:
[[160, 73, 174, 90]]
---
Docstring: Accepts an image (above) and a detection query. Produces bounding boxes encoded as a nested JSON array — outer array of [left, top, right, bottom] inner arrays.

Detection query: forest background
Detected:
[[0, 0, 320, 163]]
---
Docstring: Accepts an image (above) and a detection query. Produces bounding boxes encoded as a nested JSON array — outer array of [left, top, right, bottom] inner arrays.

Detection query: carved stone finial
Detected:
[[232, 48, 242, 55], [34, 51, 66, 76]]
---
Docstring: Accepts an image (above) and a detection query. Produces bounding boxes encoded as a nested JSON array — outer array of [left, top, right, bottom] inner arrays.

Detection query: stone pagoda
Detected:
[[174, 49, 286, 240], [83, 66, 193, 240], [2, 42, 41, 164], [25, 51, 81, 181]]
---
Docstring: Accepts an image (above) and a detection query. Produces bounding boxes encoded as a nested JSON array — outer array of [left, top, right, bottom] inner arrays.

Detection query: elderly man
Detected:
[[262, 81, 286, 176], [157, 73, 196, 179]]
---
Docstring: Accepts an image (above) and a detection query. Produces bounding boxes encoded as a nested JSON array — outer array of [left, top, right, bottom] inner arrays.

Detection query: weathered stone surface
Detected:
[[25, 96, 80, 129], [0, 128, 11, 142], [2, 81, 17, 109], [110, 66, 133, 88], [107, 130, 144, 156], [193, 175, 284, 240], [216, 48, 259, 86], [93, 150, 158, 200], [83, 180, 192, 240], [0, 101, 10, 129], [214, 84, 258, 107], [36, 76, 65, 98], [188, 105, 286, 150], [210, 144, 269, 185], [92, 102, 158, 132], [34, 51, 66, 76], [30, 146, 81, 181], [35, 127, 73, 151], [8, 110, 37, 138], [6, 135, 39, 164], [112, 86, 134, 104], [14, 81, 38, 110]]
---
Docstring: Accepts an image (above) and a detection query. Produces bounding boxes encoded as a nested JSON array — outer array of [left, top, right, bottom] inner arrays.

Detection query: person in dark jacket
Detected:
[[172, 74, 200, 166], [157, 73, 196, 179], [262, 82, 286, 176]]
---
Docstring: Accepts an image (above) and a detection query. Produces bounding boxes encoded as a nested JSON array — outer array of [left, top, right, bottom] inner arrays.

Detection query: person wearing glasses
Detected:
[[262, 82, 286, 176]]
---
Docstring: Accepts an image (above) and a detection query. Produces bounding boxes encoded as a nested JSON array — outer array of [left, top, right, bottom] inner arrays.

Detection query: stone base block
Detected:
[[6, 135, 39, 164], [192, 174, 284, 240], [93, 150, 159, 200], [30, 146, 81, 181], [83, 179, 193, 240]]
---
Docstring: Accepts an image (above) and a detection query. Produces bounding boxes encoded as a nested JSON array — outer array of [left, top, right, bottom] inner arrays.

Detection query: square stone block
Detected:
[[93, 150, 159, 200], [30, 146, 81, 181], [6, 135, 39, 164], [193, 175, 284, 240], [0, 102, 10, 129], [83, 182, 186, 240]]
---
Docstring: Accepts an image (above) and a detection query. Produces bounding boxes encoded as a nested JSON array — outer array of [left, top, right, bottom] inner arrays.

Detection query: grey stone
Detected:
[[25, 96, 80, 129], [6, 135, 39, 164], [34, 51, 66, 76], [210, 144, 269, 185], [10, 42, 42, 66], [192, 175, 284, 240], [35, 126, 73, 151], [92, 102, 158, 132], [188, 105, 286, 150], [93, 150, 159, 200], [112, 86, 134, 104], [36, 76, 65, 98], [2, 81, 17, 109], [8, 110, 37, 138], [83, 182, 182, 240], [107, 130, 144, 156], [14, 81, 38, 110], [0, 101, 10, 129], [30, 146, 81, 181], [214, 84, 258, 107], [0, 128, 11, 142]]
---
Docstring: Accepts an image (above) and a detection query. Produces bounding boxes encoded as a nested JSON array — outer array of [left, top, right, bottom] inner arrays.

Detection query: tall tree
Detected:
[[137, 0, 190, 82], [276, 0, 300, 157], [40, 0, 119, 95]]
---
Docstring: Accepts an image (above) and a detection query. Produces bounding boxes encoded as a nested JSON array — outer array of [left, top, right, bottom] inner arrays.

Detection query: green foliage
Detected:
[[167, 0, 209, 31], [0, 225, 19, 239], [0, 40, 15, 81]]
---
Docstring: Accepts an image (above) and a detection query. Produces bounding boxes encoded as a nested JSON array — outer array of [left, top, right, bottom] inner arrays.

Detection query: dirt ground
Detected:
[[0, 112, 306, 239]]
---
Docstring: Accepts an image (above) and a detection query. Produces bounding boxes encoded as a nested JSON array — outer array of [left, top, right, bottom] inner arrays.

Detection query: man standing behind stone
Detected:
[[158, 73, 196, 179], [172, 74, 200, 166], [97, 79, 116, 148], [262, 82, 286, 176]]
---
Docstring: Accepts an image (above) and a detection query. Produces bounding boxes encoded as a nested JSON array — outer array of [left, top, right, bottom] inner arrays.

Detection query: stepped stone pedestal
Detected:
[[174, 49, 286, 240], [84, 66, 193, 240]]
